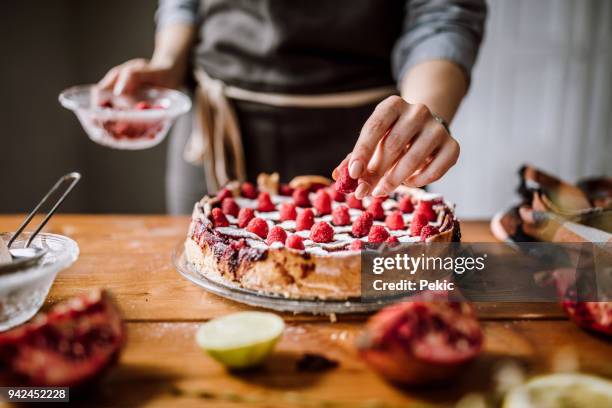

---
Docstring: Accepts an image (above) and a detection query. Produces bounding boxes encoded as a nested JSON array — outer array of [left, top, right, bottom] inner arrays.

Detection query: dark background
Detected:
[[1, 0, 164, 213]]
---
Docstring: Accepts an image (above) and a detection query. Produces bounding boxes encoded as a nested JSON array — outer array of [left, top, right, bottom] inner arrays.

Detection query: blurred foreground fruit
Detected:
[[196, 312, 284, 369], [0, 289, 125, 387], [357, 296, 483, 384]]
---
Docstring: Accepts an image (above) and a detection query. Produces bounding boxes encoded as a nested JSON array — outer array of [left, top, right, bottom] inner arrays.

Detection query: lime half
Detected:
[[196, 312, 285, 369], [503, 373, 612, 408]]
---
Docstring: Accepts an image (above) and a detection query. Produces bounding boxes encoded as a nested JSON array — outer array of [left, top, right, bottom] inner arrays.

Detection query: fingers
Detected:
[[96, 59, 149, 96], [348, 95, 404, 180], [363, 103, 432, 196], [332, 153, 351, 181], [98, 66, 121, 91], [401, 136, 460, 187]]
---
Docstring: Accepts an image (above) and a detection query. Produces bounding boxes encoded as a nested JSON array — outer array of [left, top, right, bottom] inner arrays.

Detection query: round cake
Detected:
[[184, 173, 460, 300]]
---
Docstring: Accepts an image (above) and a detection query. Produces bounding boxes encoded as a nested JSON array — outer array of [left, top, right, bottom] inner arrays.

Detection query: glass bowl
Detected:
[[59, 85, 191, 150], [0, 232, 79, 331]]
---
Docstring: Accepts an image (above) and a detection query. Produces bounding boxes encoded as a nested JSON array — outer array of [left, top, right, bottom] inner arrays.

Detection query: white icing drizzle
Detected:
[[216, 226, 262, 240], [295, 230, 311, 238], [234, 197, 257, 209], [398, 235, 421, 243], [247, 239, 268, 250], [257, 211, 280, 221], [277, 220, 296, 230]]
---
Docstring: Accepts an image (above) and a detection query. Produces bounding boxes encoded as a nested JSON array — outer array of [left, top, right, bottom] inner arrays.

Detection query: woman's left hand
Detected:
[[334, 95, 460, 199]]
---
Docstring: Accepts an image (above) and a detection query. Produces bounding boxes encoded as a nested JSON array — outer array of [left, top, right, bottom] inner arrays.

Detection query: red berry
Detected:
[[385, 210, 404, 230], [420, 225, 440, 241], [292, 187, 311, 208], [416, 200, 437, 222], [335, 166, 358, 194], [310, 221, 334, 243], [352, 212, 374, 237], [367, 198, 385, 220], [279, 183, 294, 196], [240, 182, 258, 199], [332, 205, 351, 226], [216, 188, 233, 202], [385, 235, 399, 244], [266, 226, 288, 246], [279, 202, 297, 221], [349, 240, 364, 250], [296, 208, 315, 231], [237, 208, 255, 228], [221, 197, 240, 217], [410, 213, 429, 237], [346, 194, 363, 210], [257, 192, 275, 212], [135, 101, 152, 110], [330, 186, 345, 202], [286, 234, 305, 250], [313, 189, 332, 215], [368, 225, 390, 243], [100, 100, 114, 108], [399, 196, 414, 213], [246, 217, 269, 239], [210, 208, 229, 228]]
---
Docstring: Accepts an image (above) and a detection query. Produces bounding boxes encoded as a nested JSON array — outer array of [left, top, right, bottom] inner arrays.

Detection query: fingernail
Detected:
[[355, 183, 370, 199], [332, 168, 339, 181], [349, 160, 364, 179], [371, 185, 385, 197]]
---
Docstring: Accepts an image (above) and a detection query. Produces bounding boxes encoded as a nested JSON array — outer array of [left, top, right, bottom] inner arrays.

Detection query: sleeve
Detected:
[[392, 0, 487, 86], [155, 0, 199, 30]]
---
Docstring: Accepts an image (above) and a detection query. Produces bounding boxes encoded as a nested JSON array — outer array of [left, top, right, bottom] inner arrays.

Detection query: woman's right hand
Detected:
[[97, 58, 184, 95]]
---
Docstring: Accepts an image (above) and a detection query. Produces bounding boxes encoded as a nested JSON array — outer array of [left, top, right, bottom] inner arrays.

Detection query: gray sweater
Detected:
[[156, 0, 487, 94]]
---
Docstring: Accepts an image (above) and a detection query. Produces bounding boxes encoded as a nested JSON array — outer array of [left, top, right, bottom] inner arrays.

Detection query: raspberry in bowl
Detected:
[[59, 85, 191, 150]]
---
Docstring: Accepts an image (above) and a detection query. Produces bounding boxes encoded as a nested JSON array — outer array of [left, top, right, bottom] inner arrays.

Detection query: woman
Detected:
[[99, 0, 486, 213]]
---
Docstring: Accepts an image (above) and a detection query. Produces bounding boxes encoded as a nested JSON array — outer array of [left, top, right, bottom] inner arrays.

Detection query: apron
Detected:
[[184, 67, 397, 193]]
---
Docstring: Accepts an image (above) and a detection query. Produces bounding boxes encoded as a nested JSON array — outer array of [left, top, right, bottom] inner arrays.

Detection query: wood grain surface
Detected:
[[0, 215, 609, 407]]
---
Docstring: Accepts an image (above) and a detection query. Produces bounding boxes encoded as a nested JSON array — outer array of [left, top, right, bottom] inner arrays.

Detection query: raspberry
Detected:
[[135, 101, 153, 110], [349, 240, 364, 250], [330, 186, 345, 202], [279, 183, 294, 196], [237, 208, 255, 228], [310, 221, 334, 243], [346, 194, 363, 210], [416, 200, 437, 222], [216, 188, 233, 202], [257, 192, 275, 212], [420, 225, 440, 241], [385, 235, 399, 244], [296, 208, 315, 231], [210, 208, 229, 228], [221, 197, 240, 217], [292, 187, 311, 208], [335, 166, 358, 194], [410, 213, 429, 237], [266, 226, 288, 246], [385, 210, 404, 230], [240, 182, 258, 199], [368, 225, 390, 243], [246, 217, 269, 239], [352, 212, 373, 237], [313, 189, 332, 215], [367, 198, 385, 220], [286, 234, 305, 250], [399, 195, 414, 213], [230, 238, 247, 250], [279, 202, 297, 221], [332, 205, 351, 226]]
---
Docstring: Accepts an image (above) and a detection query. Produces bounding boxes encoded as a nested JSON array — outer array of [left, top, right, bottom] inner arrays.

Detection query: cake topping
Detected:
[[410, 212, 429, 237], [296, 208, 315, 231], [217, 188, 233, 202], [352, 212, 374, 237], [385, 235, 399, 244], [292, 187, 311, 208], [416, 200, 437, 222], [332, 205, 351, 226], [237, 208, 255, 228], [366, 197, 385, 220], [266, 226, 288, 246], [420, 225, 440, 241], [335, 166, 358, 194], [222, 197, 240, 217], [240, 182, 258, 199], [211, 208, 230, 227], [257, 192, 276, 212], [330, 187, 345, 202], [246, 217, 269, 238], [313, 189, 332, 215], [368, 225, 390, 243], [278, 183, 294, 196], [399, 195, 414, 213], [346, 193, 364, 210], [349, 240, 365, 250], [385, 210, 405, 230], [279, 202, 298, 221], [286, 234, 305, 250], [310, 221, 334, 243]]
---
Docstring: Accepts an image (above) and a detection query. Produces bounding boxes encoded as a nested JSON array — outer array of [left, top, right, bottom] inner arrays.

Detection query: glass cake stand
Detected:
[[172, 242, 403, 314]]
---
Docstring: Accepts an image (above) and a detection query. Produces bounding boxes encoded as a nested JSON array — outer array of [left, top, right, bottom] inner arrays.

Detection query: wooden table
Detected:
[[1, 215, 610, 407]]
